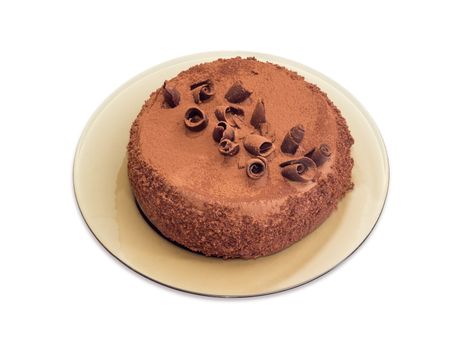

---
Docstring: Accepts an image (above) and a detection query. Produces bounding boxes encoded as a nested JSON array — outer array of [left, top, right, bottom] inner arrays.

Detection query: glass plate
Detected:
[[73, 51, 389, 297]]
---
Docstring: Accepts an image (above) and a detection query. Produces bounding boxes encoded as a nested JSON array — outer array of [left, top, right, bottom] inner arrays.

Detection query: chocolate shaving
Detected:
[[279, 156, 315, 169], [232, 115, 245, 128], [212, 121, 235, 142], [250, 99, 266, 129], [225, 81, 252, 103], [246, 157, 267, 180], [281, 164, 310, 182], [243, 134, 275, 157], [304, 144, 331, 166], [162, 81, 180, 108], [218, 139, 240, 156], [190, 80, 209, 90], [259, 122, 275, 142], [237, 158, 246, 169], [191, 80, 214, 104], [280, 124, 305, 154], [280, 157, 317, 183], [184, 107, 208, 131], [215, 106, 245, 128]]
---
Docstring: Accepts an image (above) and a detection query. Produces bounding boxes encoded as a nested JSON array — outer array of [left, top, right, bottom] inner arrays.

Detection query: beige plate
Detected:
[[73, 51, 389, 297]]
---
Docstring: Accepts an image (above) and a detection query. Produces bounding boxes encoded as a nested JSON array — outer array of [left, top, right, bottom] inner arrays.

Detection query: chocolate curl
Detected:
[[225, 81, 252, 103], [162, 81, 180, 108], [212, 121, 235, 142], [280, 124, 305, 154], [184, 107, 208, 131], [218, 139, 240, 156], [259, 122, 276, 142], [279, 156, 315, 169], [246, 157, 267, 180], [190, 80, 211, 90], [191, 80, 215, 104], [250, 99, 266, 129], [214, 106, 245, 128], [232, 114, 245, 128], [243, 134, 275, 157], [280, 157, 317, 183], [305, 144, 331, 166]]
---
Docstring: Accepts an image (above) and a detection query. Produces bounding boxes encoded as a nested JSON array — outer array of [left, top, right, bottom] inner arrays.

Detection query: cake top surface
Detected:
[[134, 57, 348, 204]]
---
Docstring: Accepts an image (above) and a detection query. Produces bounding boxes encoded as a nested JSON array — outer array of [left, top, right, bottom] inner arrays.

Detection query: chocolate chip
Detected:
[[280, 157, 317, 183], [212, 121, 235, 142], [218, 139, 240, 156], [191, 80, 214, 104], [250, 99, 267, 129], [243, 134, 275, 157], [225, 81, 252, 103], [162, 81, 180, 108], [304, 144, 331, 166], [184, 107, 208, 131], [246, 157, 267, 180], [280, 124, 305, 154]]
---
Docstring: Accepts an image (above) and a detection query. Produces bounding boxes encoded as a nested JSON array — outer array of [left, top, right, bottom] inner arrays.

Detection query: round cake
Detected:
[[127, 57, 354, 259]]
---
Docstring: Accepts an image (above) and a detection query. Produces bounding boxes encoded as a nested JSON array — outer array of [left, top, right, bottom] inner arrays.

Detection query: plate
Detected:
[[73, 51, 389, 297]]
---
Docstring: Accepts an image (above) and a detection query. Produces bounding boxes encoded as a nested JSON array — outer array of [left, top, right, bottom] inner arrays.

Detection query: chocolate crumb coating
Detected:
[[127, 57, 354, 259]]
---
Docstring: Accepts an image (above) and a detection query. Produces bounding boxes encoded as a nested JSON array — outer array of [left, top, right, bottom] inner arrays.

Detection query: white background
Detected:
[[1, 1, 469, 349]]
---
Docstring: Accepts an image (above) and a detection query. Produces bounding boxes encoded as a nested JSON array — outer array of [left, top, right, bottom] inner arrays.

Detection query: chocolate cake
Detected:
[[127, 57, 354, 259]]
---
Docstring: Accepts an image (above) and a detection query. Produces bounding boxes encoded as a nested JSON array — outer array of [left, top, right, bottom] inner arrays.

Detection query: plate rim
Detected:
[[73, 51, 390, 298]]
